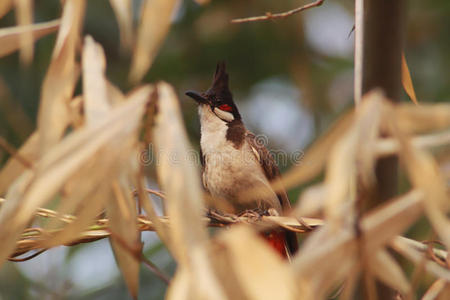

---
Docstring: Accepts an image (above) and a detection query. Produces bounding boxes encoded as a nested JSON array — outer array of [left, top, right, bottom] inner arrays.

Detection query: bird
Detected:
[[185, 62, 298, 258]]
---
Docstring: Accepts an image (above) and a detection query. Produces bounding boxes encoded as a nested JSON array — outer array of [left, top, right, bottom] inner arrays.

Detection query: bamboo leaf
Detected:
[[401, 52, 418, 105], [13, 0, 33, 65], [82, 35, 111, 125], [0, 85, 152, 266], [37, 0, 85, 154], [129, 0, 178, 83], [153, 82, 227, 300], [0, 0, 13, 19], [108, 179, 140, 300], [0, 19, 60, 58], [109, 0, 133, 51]]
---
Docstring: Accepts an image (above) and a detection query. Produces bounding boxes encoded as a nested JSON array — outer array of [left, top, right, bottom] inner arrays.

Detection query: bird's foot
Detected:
[[206, 208, 238, 224]]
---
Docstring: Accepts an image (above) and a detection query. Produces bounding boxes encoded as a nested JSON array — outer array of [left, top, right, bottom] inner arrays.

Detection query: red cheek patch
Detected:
[[218, 104, 233, 112]]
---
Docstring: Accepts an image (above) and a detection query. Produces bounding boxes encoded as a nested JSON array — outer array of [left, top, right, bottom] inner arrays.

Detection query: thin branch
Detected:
[[231, 0, 324, 24]]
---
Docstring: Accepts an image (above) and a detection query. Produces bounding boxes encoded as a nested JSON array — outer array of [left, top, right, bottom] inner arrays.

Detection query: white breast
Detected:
[[198, 105, 280, 212]]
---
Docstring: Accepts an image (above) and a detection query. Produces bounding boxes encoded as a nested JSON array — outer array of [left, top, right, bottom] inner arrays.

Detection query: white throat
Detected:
[[198, 105, 230, 154]]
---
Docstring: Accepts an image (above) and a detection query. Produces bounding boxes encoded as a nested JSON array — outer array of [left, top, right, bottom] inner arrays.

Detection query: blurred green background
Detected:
[[0, 0, 449, 299]]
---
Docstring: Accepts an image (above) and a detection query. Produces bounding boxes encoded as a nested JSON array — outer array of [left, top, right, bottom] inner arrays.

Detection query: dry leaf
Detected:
[[108, 179, 140, 299], [153, 82, 226, 300], [109, 0, 133, 51], [371, 249, 410, 294], [0, 131, 38, 195], [82, 35, 111, 124], [215, 226, 297, 300], [37, 0, 85, 154], [0, 85, 152, 266], [14, 0, 34, 65], [129, 0, 178, 83], [0, 19, 60, 58], [401, 52, 418, 105], [0, 0, 13, 19]]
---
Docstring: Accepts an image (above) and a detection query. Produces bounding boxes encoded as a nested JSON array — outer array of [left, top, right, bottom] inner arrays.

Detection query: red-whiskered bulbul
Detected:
[[185, 62, 298, 258]]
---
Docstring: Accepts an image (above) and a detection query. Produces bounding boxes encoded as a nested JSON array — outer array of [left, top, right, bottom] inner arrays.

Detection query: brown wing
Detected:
[[245, 131, 291, 211], [246, 131, 298, 255]]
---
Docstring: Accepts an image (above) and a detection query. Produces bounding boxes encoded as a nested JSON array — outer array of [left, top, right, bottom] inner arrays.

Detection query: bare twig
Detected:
[[231, 0, 324, 24]]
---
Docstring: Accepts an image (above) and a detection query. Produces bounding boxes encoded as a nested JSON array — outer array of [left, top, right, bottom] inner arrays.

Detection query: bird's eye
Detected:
[[218, 104, 232, 112]]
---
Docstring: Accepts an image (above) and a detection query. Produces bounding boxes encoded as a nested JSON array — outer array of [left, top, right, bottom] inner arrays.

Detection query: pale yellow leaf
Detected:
[[391, 237, 450, 280], [217, 226, 297, 300], [109, 0, 133, 51], [0, 85, 152, 266], [129, 0, 178, 83], [0, 0, 13, 19], [153, 82, 226, 300], [82, 35, 111, 125], [422, 279, 447, 300], [402, 52, 418, 105], [108, 179, 140, 299], [0, 132, 38, 195], [0, 19, 60, 58], [371, 249, 410, 294], [37, 0, 85, 154], [14, 0, 33, 65]]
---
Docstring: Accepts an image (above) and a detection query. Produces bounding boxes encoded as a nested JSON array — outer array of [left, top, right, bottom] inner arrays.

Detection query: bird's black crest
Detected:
[[207, 62, 231, 99]]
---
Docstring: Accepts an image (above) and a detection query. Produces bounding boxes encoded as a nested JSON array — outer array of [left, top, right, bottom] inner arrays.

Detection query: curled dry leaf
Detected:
[[109, 0, 133, 51], [0, 19, 60, 58], [401, 52, 419, 105], [14, 0, 34, 65], [37, 0, 85, 154], [129, 0, 178, 83], [153, 82, 226, 300]]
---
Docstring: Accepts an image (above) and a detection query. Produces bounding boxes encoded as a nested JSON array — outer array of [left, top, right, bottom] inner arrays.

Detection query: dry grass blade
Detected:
[[323, 91, 383, 226], [0, 132, 38, 195], [401, 52, 419, 105], [109, 0, 133, 51], [82, 35, 111, 124], [292, 190, 423, 298], [390, 109, 450, 250], [108, 179, 140, 299], [153, 82, 226, 300], [394, 104, 450, 134], [0, 0, 13, 19], [376, 130, 450, 157], [14, 0, 34, 65], [273, 110, 354, 194], [0, 19, 60, 58], [213, 226, 297, 300], [371, 249, 410, 294], [0, 85, 153, 266], [422, 279, 450, 300], [129, 0, 178, 83], [391, 237, 450, 280], [37, 0, 85, 154]]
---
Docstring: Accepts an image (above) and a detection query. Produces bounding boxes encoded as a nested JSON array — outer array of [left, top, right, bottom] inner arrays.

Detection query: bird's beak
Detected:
[[185, 90, 209, 105]]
